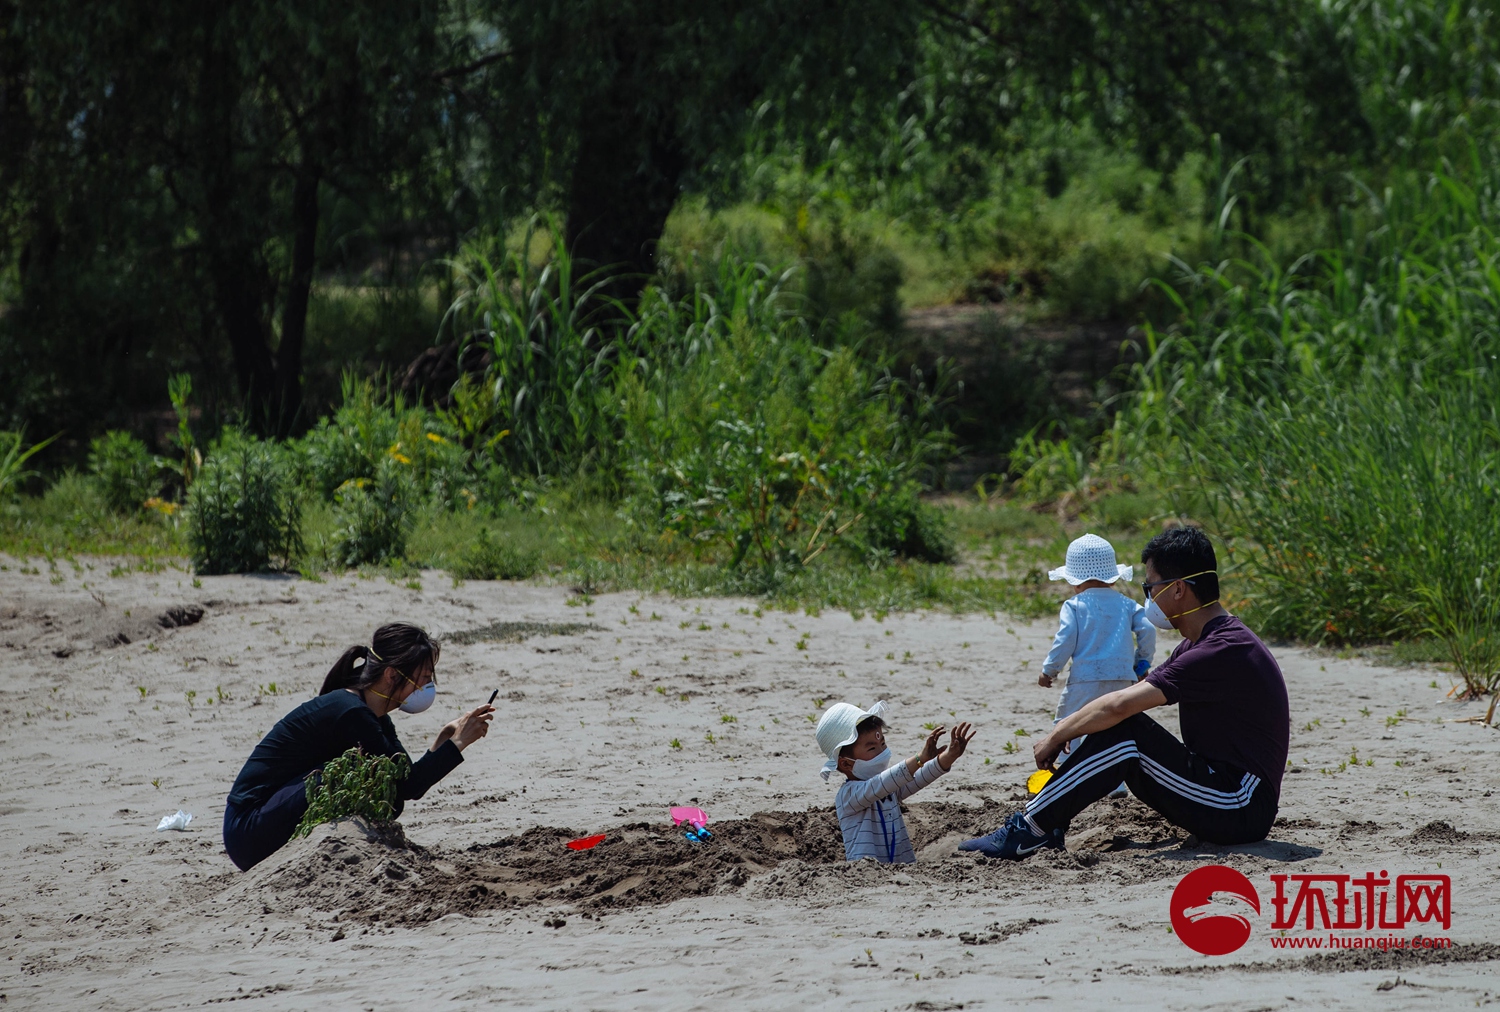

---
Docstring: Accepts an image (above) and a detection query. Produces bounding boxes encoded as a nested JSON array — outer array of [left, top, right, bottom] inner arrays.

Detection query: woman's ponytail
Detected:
[[318, 624, 439, 696], [320, 645, 374, 695]]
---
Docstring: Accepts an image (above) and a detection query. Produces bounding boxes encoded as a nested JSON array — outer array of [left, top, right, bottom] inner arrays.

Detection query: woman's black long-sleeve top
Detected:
[[227, 690, 462, 815]]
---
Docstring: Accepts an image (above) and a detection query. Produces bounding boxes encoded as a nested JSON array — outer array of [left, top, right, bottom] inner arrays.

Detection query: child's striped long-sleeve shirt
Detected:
[[834, 757, 947, 863]]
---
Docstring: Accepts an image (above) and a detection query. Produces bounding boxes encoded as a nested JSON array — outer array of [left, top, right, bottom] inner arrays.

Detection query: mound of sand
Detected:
[[202, 796, 1217, 929], [212, 807, 857, 926]]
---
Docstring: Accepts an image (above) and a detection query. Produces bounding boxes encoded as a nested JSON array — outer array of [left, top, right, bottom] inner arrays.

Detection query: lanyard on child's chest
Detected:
[[876, 798, 896, 864]]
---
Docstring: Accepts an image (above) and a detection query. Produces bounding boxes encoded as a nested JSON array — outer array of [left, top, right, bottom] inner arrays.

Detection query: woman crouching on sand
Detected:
[[222, 622, 492, 871]]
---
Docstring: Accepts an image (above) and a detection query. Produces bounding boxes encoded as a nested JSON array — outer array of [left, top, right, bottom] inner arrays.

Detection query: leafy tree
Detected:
[[460, 0, 1369, 277], [1, 0, 1374, 442], [3, 0, 454, 436]]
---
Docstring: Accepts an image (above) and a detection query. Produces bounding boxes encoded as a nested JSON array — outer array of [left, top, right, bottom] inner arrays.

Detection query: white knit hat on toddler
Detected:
[[815, 699, 888, 782], [1047, 533, 1133, 586]]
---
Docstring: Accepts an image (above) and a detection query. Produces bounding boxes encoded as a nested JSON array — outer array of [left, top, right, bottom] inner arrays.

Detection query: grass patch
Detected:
[[0, 473, 183, 559], [1358, 640, 1453, 669], [444, 621, 606, 645], [0, 484, 1103, 620]]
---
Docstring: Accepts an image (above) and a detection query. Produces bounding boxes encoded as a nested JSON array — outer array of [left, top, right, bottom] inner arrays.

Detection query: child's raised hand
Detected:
[[918, 724, 946, 764], [1038, 673, 1054, 688], [937, 721, 975, 770]]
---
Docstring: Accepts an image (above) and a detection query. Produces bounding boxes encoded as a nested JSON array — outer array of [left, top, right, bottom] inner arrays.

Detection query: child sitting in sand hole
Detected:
[[816, 700, 974, 863], [1039, 533, 1155, 795]]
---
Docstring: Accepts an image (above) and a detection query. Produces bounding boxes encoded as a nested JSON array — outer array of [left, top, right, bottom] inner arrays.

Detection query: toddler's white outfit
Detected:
[[1045, 587, 1155, 740], [1044, 534, 1156, 756]]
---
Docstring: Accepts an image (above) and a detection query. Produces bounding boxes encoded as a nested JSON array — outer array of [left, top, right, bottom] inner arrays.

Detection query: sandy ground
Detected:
[[2, 559, 1498, 1011]]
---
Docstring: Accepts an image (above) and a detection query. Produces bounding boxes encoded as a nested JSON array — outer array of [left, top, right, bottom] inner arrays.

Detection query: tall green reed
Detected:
[[442, 222, 623, 479], [0, 430, 59, 501], [1097, 159, 1500, 700]]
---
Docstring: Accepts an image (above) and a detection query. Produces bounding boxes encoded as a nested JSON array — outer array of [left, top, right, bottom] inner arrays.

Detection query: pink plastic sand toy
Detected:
[[670, 806, 709, 829]]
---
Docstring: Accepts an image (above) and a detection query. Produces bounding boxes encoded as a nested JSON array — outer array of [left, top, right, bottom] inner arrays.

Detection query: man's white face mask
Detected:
[[1144, 570, 1219, 630], [1144, 592, 1175, 630]]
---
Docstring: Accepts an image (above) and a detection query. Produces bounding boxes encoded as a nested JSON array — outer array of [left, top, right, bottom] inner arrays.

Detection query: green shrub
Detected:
[[1194, 375, 1500, 648], [89, 430, 164, 513], [300, 374, 404, 499], [187, 434, 303, 574], [795, 215, 905, 336], [294, 747, 410, 838], [329, 458, 417, 567], [300, 373, 472, 509], [857, 486, 956, 564], [660, 199, 907, 336], [40, 470, 108, 522], [449, 526, 541, 581], [623, 258, 950, 572]]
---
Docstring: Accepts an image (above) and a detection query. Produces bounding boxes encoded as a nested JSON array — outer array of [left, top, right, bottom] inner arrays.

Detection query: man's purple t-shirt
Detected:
[[1145, 614, 1290, 800]]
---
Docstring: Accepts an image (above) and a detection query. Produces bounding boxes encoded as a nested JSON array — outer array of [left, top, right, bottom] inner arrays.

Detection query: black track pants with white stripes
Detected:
[[1025, 713, 1277, 844]]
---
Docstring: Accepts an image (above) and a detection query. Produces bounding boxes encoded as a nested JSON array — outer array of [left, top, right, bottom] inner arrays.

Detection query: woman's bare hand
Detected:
[[445, 704, 494, 751]]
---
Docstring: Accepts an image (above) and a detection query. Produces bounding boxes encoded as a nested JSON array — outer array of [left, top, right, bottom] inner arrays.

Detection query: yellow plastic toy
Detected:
[[1026, 769, 1054, 794]]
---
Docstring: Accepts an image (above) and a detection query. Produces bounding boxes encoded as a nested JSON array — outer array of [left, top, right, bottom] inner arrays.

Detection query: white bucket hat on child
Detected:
[[1048, 533, 1133, 586], [815, 699, 888, 782]]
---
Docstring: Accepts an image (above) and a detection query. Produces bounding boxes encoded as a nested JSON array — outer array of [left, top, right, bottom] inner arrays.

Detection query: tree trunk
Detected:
[[563, 97, 686, 287], [197, 17, 278, 437], [272, 166, 319, 437], [209, 246, 277, 434]]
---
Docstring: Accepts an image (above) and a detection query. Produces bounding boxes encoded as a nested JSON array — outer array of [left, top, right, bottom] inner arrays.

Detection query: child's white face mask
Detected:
[[850, 747, 893, 781]]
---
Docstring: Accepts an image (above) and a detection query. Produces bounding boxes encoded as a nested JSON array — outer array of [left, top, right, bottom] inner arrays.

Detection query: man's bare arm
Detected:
[[1034, 681, 1167, 770]]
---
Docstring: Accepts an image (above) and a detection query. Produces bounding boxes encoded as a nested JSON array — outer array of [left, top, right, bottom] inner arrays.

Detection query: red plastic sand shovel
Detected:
[[565, 833, 606, 851]]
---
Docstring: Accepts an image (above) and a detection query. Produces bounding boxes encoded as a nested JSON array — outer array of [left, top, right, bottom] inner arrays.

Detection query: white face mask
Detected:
[[398, 681, 436, 714], [1144, 593, 1175, 630], [1145, 570, 1219, 630], [850, 747, 893, 781]]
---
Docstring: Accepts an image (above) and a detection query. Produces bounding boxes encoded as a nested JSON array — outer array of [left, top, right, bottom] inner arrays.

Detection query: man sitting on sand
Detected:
[[960, 527, 1290, 858]]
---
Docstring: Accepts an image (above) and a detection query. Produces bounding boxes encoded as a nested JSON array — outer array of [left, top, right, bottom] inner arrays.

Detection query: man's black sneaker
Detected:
[[957, 811, 1065, 859]]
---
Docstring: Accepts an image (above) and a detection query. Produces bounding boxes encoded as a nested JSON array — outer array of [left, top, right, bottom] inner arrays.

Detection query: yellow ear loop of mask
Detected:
[[1149, 570, 1219, 621], [361, 664, 416, 703]]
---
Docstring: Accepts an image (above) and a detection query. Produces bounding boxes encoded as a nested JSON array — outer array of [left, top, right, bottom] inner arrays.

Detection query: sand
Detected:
[[2, 559, 1498, 1010]]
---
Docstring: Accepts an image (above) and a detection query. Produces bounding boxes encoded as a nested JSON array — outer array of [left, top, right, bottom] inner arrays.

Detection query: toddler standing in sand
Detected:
[[816, 700, 974, 863], [1040, 534, 1155, 773]]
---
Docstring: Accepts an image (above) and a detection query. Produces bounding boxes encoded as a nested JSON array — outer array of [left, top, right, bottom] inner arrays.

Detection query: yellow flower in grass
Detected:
[[425, 432, 447, 444], [386, 442, 412, 465], [143, 497, 179, 516]]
